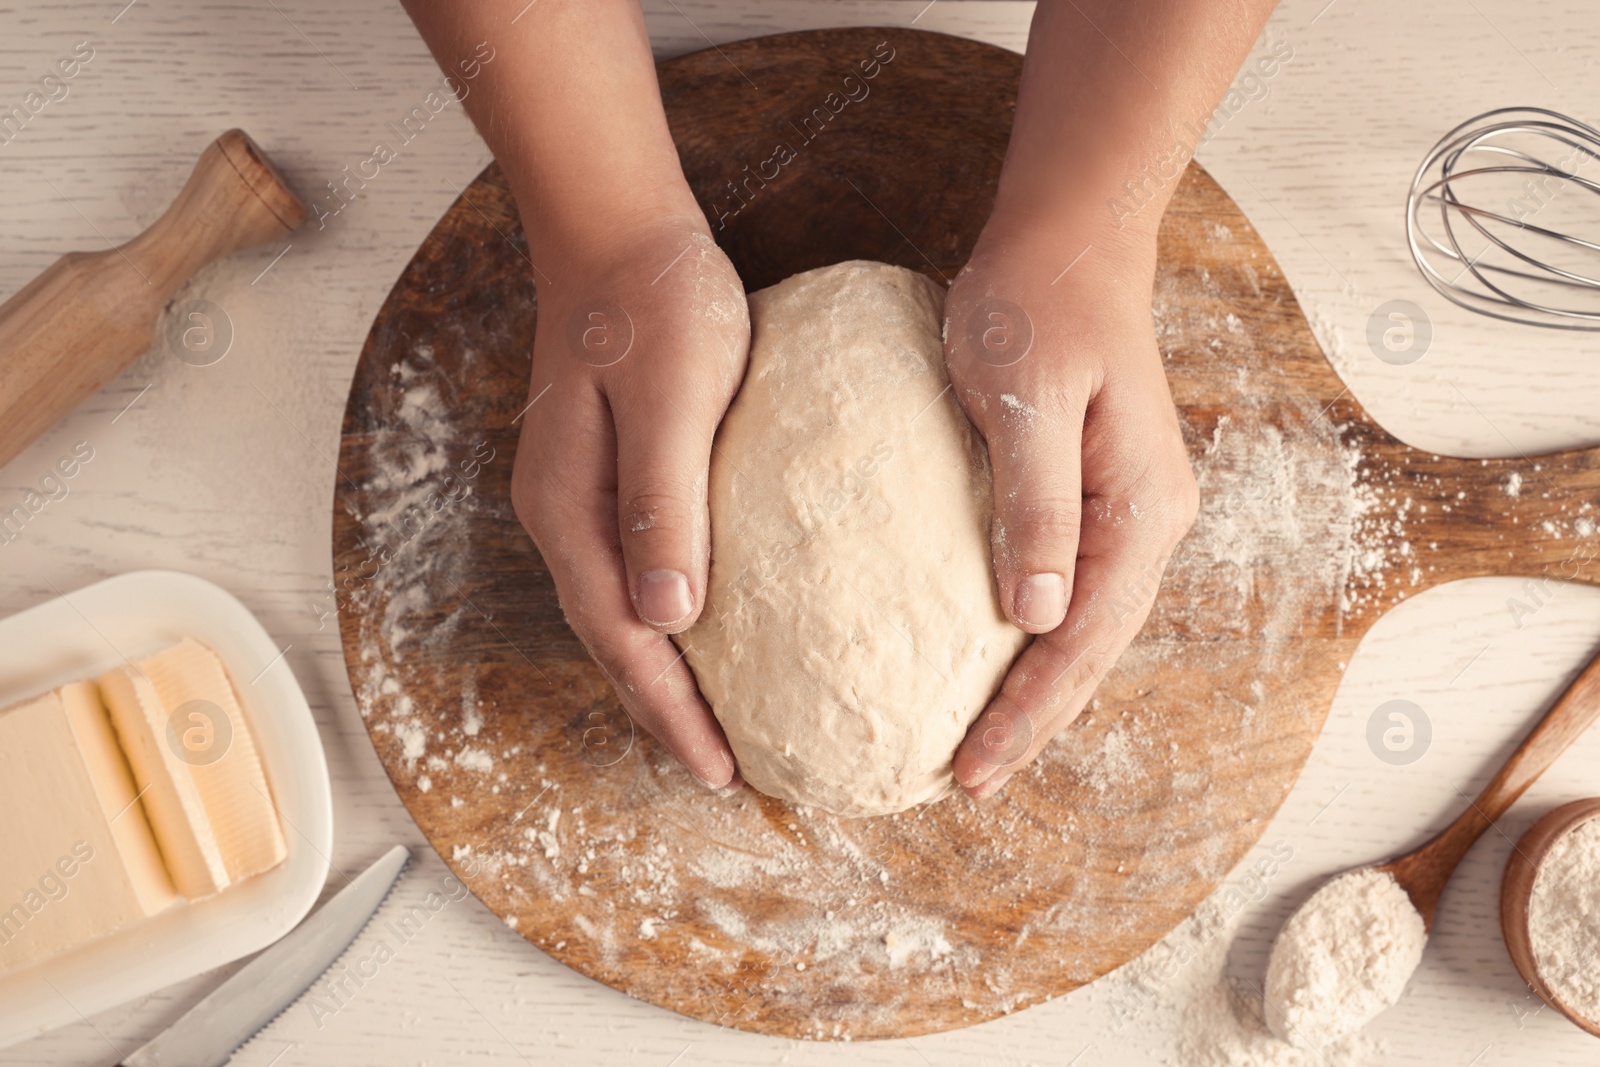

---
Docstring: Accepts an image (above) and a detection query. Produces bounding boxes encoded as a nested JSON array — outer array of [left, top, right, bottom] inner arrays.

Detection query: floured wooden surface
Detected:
[[333, 28, 1600, 1040]]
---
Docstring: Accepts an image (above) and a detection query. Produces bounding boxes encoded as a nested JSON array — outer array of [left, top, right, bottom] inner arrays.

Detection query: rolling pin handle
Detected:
[[0, 129, 306, 472], [122, 129, 308, 295]]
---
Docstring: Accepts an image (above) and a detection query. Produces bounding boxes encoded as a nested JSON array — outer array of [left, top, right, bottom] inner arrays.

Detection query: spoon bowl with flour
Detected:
[[1265, 648, 1600, 1048]]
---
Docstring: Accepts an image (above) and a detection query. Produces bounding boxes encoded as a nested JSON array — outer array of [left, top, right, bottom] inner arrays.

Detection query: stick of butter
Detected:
[[98, 638, 287, 900], [0, 683, 177, 976]]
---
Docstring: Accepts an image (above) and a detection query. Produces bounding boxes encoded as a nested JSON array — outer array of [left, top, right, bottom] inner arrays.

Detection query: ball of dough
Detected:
[[677, 260, 1027, 817]]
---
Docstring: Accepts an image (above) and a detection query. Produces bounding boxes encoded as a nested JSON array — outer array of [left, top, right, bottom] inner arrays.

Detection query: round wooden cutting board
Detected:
[[333, 27, 1600, 1040]]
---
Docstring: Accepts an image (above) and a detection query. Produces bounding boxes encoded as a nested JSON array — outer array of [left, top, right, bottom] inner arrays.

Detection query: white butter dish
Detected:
[[0, 570, 332, 1050]]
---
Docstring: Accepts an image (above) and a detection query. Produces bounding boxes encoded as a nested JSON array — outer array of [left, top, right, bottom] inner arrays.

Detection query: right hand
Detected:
[[510, 212, 750, 791]]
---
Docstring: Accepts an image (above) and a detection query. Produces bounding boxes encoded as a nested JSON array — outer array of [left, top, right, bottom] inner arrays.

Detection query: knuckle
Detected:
[[514, 468, 576, 543], [996, 655, 1057, 713], [1112, 446, 1198, 545], [510, 473, 546, 541], [1003, 497, 1084, 548], [1034, 377, 1092, 419], [568, 619, 642, 692], [554, 590, 608, 653], [619, 485, 701, 541], [1033, 631, 1106, 695], [1157, 464, 1201, 539], [578, 634, 697, 740]]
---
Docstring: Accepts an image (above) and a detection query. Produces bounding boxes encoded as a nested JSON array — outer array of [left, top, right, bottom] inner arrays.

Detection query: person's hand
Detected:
[[942, 223, 1200, 800], [510, 212, 750, 792]]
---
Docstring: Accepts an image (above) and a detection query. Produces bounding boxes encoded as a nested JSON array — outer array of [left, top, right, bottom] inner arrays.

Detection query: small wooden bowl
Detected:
[[1501, 797, 1600, 1037]]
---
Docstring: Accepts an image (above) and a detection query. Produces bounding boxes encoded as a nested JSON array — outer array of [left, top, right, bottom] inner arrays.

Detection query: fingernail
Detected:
[[1014, 573, 1066, 631], [970, 772, 1012, 801], [955, 761, 998, 789], [698, 768, 740, 793], [695, 752, 738, 792], [638, 569, 693, 627]]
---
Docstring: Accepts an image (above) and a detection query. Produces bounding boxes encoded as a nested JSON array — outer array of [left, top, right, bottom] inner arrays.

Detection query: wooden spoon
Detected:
[[1264, 653, 1600, 1047], [1378, 650, 1600, 932], [1500, 796, 1600, 1037]]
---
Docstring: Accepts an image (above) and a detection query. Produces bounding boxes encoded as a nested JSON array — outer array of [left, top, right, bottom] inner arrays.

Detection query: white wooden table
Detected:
[[3, 1, 1600, 1063]]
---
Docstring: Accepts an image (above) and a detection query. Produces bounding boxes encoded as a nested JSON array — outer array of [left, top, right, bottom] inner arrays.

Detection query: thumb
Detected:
[[982, 389, 1087, 634], [610, 384, 717, 633]]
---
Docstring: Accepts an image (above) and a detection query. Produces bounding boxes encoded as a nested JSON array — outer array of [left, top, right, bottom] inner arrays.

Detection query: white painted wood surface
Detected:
[[2, 1, 1600, 1063]]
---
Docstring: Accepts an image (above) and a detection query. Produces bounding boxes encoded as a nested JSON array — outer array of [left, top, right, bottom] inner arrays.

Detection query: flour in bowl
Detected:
[[1528, 815, 1600, 1024]]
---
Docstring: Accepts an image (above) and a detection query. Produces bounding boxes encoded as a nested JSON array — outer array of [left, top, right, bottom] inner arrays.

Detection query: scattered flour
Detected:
[[1528, 816, 1600, 1025], [882, 918, 954, 969], [338, 210, 1452, 1041], [1104, 864, 1385, 1067], [1182, 959, 1383, 1066], [340, 331, 1278, 1037], [394, 720, 426, 763], [1263, 868, 1426, 1048], [1071, 720, 1147, 794], [345, 342, 494, 774], [998, 391, 1040, 421]]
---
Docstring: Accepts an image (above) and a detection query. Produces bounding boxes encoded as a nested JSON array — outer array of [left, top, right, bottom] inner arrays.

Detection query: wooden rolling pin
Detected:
[[0, 129, 306, 469]]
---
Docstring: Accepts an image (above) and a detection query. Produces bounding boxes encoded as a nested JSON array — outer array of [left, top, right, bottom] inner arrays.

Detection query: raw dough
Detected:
[[677, 260, 1026, 817]]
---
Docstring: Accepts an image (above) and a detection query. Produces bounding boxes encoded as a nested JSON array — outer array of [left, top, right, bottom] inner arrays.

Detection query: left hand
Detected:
[[942, 222, 1200, 800]]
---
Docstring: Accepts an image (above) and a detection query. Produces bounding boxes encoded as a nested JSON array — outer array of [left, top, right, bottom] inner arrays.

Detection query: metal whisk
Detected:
[[1407, 107, 1600, 330]]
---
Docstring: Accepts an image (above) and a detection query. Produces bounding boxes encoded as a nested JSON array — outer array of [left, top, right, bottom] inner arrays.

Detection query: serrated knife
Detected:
[[119, 845, 410, 1067]]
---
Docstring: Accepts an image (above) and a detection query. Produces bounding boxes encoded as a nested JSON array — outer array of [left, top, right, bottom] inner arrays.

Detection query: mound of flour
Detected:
[[1263, 868, 1426, 1047], [1529, 816, 1600, 1024]]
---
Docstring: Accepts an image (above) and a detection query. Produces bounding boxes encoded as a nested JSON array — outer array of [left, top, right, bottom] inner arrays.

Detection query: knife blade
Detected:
[[121, 845, 410, 1067]]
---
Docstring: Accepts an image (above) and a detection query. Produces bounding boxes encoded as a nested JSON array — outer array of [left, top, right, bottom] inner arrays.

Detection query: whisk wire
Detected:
[[1407, 107, 1600, 330], [1437, 182, 1600, 289]]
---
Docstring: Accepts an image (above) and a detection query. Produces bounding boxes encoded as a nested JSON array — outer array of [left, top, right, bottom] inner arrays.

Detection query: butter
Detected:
[[57, 681, 175, 916], [98, 638, 287, 899], [98, 666, 228, 897], [0, 686, 177, 976]]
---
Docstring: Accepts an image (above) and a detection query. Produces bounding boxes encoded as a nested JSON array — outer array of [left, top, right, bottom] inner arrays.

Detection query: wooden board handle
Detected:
[[0, 129, 305, 470]]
